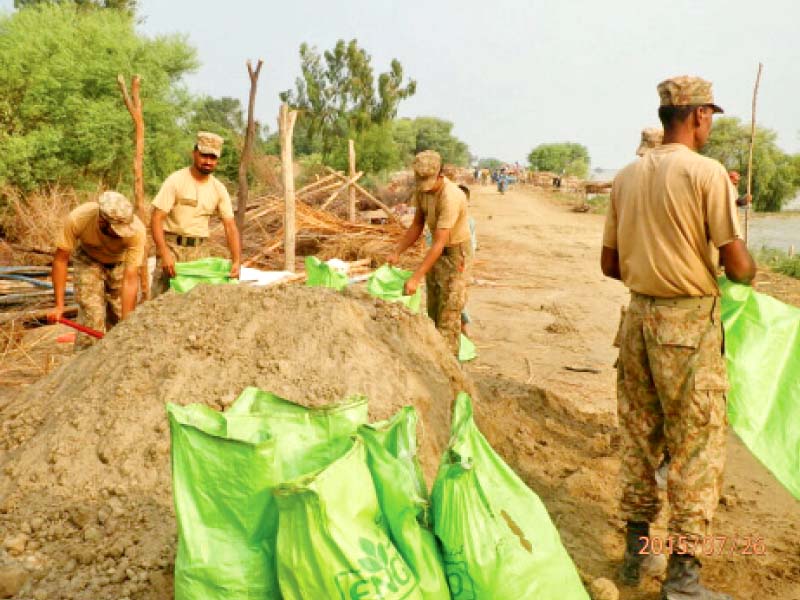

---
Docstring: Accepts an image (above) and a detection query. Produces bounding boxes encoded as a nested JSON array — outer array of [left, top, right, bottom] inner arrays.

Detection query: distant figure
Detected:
[[636, 127, 664, 156], [728, 170, 752, 207]]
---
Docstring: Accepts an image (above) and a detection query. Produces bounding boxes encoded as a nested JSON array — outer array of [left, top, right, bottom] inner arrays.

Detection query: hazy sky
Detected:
[[3, 0, 799, 169]]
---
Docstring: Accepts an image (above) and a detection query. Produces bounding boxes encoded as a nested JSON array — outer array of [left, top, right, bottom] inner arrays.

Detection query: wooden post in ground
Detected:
[[745, 62, 764, 247], [237, 59, 264, 241], [348, 139, 356, 222], [116, 74, 149, 301], [278, 103, 298, 272]]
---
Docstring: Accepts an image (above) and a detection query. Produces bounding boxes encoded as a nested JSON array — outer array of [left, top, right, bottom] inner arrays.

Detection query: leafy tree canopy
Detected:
[[477, 157, 505, 170], [702, 117, 800, 212], [0, 4, 197, 193], [14, 0, 137, 13], [409, 117, 470, 167], [528, 143, 590, 178]]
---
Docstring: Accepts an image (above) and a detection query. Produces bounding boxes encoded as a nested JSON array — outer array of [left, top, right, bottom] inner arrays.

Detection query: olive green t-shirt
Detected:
[[56, 202, 146, 267], [603, 144, 741, 297], [412, 177, 471, 246]]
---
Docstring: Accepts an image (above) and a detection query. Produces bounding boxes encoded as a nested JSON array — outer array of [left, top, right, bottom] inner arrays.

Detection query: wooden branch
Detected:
[[117, 73, 149, 300], [278, 103, 298, 272], [745, 62, 763, 247], [323, 167, 398, 223], [296, 174, 340, 196], [320, 171, 363, 211], [348, 139, 357, 223], [237, 58, 264, 239]]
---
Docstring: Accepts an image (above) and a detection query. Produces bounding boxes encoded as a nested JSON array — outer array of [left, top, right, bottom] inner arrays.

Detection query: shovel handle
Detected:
[[56, 317, 104, 339]]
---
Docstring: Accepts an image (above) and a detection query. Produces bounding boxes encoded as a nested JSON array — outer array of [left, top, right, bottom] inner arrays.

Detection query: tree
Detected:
[[185, 96, 245, 183], [14, 0, 137, 12], [477, 158, 505, 170], [280, 39, 416, 162], [702, 117, 800, 212], [528, 143, 590, 178], [0, 4, 197, 193], [411, 117, 470, 166]]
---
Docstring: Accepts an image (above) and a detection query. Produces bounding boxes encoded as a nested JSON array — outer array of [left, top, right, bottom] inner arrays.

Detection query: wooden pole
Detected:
[[745, 62, 764, 247], [322, 167, 398, 223], [348, 139, 356, 222], [320, 171, 363, 211], [278, 103, 298, 272], [116, 74, 149, 301], [237, 59, 264, 240]]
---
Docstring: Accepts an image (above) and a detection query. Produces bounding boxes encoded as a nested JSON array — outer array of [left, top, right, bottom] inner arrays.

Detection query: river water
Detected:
[[748, 194, 800, 252]]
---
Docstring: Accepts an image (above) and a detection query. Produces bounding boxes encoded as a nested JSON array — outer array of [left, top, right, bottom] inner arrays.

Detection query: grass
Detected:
[[755, 248, 800, 279]]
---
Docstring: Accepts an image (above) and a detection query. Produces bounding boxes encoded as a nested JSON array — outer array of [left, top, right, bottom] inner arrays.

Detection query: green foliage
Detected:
[[527, 143, 590, 178], [409, 117, 470, 166], [280, 39, 416, 164], [14, 0, 137, 13], [702, 117, 800, 212], [0, 4, 197, 193], [185, 96, 244, 183], [754, 248, 800, 279], [477, 158, 504, 170]]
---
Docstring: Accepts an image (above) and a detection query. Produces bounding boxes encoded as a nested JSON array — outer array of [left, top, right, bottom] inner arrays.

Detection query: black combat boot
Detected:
[[619, 520, 649, 585], [661, 553, 733, 599]]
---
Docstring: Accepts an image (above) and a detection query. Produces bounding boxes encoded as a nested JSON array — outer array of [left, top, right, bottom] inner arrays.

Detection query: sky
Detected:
[[2, 0, 799, 169]]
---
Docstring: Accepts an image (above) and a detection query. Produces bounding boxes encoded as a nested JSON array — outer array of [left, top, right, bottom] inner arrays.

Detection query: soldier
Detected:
[[51, 191, 146, 348], [387, 150, 472, 356], [150, 131, 241, 297], [636, 127, 664, 156], [601, 76, 756, 600]]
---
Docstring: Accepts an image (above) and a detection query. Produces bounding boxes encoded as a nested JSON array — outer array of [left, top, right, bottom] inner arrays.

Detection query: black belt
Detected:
[[442, 243, 469, 257], [168, 234, 205, 248]]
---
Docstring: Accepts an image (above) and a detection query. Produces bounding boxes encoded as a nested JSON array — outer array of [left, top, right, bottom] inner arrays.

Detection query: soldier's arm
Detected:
[[719, 239, 756, 285], [120, 266, 139, 319], [51, 248, 71, 320], [151, 209, 175, 277], [221, 217, 241, 278], [405, 228, 450, 295], [601, 246, 621, 280]]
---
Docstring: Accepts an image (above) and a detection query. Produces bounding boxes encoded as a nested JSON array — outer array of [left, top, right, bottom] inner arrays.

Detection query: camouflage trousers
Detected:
[[150, 237, 213, 298], [426, 243, 472, 356], [72, 248, 124, 349], [616, 292, 728, 539]]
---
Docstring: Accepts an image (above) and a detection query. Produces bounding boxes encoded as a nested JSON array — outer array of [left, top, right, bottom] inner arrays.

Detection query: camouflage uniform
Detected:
[[426, 242, 472, 355], [636, 127, 664, 157], [150, 238, 213, 297], [72, 247, 125, 349], [616, 293, 728, 539]]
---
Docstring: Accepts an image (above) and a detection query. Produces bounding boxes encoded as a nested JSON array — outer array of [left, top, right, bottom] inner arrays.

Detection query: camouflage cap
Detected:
[[636, 127, 664, 157], [196, 131, 224, 157], [657, 75, 723, 113], [413, 150, 442, 192], [98, 191, 135, 238]]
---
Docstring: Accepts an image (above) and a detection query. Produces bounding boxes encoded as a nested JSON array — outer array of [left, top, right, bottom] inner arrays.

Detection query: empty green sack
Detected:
[[170, 257, 236, 293], [359, 408, 450, 599], [305, 256, 349, 290], [367, 264, 422, 313], [275, 438, 423, 600], [431, 393, 588, 599], [168, 388, 368, 600]]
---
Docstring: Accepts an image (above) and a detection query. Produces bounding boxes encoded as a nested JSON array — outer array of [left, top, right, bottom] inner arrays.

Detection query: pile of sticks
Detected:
[[0, 266, 77, 325]]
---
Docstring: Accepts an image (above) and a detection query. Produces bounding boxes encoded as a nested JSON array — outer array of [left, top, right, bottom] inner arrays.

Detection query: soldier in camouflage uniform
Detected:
[[150, 131, 241, 297], [51, 191, 146, 348], [388, 150, 472, 356], [601, 76, 756, 600]]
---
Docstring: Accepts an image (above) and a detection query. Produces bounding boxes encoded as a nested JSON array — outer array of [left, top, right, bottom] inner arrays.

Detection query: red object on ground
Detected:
[[56, 333, 77, 344], [57, 317, 104, 339]]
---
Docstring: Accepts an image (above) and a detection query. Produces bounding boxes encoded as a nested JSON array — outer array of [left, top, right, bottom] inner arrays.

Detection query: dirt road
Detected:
[[464, 183, 800, 599]]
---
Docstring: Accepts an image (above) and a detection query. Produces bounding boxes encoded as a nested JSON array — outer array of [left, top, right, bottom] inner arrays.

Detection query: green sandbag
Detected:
[[170, 257, 237, 293], [458, 334, 477, 363], [367, 264, 422, 313], [275, 438, 424, 600], [720, 277, 800, 500], [431, 393, 589, 600], [359, 408, 450, 600], [168, 388, 368, 600], [305, 256, 349, 290]]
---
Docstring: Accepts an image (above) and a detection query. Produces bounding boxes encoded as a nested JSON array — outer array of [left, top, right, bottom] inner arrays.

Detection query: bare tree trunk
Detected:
[[348, 139, 356, 223], [237, 59, 264, 242], [278, 103, 298, 272], [117, 74, 149, 301]]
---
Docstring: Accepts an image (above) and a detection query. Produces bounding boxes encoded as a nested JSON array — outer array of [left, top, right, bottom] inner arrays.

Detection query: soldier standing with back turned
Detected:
[[601, 76, 756, 600]]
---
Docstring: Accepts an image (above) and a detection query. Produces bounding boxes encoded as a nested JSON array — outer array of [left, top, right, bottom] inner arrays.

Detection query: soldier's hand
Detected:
[[404, 276, 420, 296], [229, 261, 241, 279], [161, 255, 176, 278], [48, 304, 64, 324], [387, 252, 400, 266]]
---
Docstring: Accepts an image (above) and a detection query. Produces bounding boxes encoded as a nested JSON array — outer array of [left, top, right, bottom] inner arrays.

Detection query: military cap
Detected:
[[196, 131, 224, 157], [98, 191, 136, 238], [636, 127, 664, 157], [413, 150, 442, 192], [657, 75, 723, 113]]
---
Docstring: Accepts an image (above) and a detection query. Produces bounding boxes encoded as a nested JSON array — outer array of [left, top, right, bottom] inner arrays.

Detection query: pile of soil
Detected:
[[0, 284, 476, 599]]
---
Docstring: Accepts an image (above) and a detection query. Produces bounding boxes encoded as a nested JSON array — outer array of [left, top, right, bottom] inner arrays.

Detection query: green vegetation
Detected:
[[703, 117, 800, 212], [477, 158, 505, 170], [13, 0, 137, 11], [527, 143, 590, 178], [755, 248, 800, 279], [0, 4, 197, 193]]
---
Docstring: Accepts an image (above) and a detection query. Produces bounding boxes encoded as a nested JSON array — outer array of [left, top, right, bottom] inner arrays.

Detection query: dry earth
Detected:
[[465, 183, 800, 599]]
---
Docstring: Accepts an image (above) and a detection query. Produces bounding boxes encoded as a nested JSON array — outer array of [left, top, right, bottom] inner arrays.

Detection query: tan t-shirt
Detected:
[[56, 202, 146, 267], [151, 167, 234, 237], [412, 177, 471, 246], [603, 144, 741, 297]]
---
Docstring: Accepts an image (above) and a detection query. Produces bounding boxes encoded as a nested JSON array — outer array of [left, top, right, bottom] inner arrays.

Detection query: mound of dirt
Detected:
[[0, 284, 476, 599]]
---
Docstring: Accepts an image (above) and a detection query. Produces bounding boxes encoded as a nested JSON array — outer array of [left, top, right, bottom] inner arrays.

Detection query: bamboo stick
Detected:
[[320, 171, 363, 211], [745, 63, 764, 247]]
